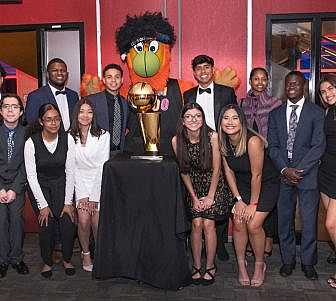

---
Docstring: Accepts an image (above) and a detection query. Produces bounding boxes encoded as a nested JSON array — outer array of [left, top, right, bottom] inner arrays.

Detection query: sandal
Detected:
[[251, 262, 266, 288], [191, 265, 202, 285], [81, 251, 93, 272], [264, 249, 273, 258], [238, 259, 250, 286], [202, 265, 216, 286], [327, 275, 336, 289]]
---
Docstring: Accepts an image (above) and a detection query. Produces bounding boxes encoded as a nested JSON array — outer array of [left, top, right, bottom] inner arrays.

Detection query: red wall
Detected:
[[0, 0, 97, 74]]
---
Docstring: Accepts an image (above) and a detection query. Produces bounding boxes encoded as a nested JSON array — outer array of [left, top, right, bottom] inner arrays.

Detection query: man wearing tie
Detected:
[[25, 58, 79, 130], [183, 54, 237, 262], [88, 64, 128, 153], [268, 71, 325, 280]]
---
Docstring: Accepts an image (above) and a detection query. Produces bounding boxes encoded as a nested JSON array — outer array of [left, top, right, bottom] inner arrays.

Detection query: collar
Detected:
[[49, 83, 66, 96], [198, 82, 214, 92], [287, 97, 305, 108]]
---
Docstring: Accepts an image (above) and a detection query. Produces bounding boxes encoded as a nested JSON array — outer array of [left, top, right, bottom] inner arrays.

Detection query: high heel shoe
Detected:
[[237, 259, 250, 286], [191, 265, 202, 285], [81, 251, 93, 272], [202, 265, 217, 286], [251, 262, 266, 288]]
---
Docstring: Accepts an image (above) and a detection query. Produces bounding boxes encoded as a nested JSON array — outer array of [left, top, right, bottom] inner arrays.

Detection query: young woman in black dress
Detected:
[[24, 103, 76, 278], [172, 103, 230, 285], [318, 74, 336, 289], [218, 104, 279, 287]]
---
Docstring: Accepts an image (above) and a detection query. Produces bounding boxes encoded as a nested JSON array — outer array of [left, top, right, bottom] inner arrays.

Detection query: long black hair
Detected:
[[175, 102, 211, 173], [25, 103, 61, 139], [69, 97, 104, 144]]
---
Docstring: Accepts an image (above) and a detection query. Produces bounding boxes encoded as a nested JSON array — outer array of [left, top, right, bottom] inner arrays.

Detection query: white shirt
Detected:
[[49, 84, 70, 131], [24, 135, 75, 210], [286, 97, 305, 132], [196, 82, 216, 131]]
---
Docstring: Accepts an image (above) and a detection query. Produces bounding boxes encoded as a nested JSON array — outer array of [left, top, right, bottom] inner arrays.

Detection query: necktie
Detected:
[[55, 90, 66, 96], [286, 104, 299, 159], [199, 87, 211, 95], [7, 130, 15, 162], [112, 95, 122, 147]]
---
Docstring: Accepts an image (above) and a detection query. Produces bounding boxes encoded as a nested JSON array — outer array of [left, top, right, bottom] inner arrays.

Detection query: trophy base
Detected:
[[130, 155, 163, 161]]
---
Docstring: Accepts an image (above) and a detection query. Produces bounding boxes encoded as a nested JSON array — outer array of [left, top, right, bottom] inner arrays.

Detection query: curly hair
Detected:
[[115, 11, 176, 55]]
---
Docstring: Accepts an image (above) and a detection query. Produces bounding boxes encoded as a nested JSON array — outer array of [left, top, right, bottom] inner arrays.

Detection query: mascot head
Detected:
[[116, 12, 176, 91]]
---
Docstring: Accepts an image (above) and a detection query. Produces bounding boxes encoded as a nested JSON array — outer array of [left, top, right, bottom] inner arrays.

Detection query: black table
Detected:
[[93, 154, 191, 290]]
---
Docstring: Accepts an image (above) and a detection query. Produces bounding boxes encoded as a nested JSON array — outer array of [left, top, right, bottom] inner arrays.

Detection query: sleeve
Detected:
[[267, 110, 288, 172], [297, 109, 326, 174], [24, 93, 38, 124], [89, 132, 110, 203], [10, 160, 27, 194], [64, 135, 76, 205], [24, 138, 49, 210]]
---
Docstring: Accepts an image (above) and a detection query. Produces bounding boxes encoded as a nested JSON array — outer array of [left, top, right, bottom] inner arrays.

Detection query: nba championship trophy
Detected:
[[128, 82, 161, 158]]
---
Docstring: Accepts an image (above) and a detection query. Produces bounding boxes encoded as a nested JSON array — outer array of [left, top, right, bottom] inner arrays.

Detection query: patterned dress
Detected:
[[186, 133, 232, 221]]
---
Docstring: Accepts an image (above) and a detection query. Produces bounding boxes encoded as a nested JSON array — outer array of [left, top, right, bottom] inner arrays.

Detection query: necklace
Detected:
[[229, 141, 237, 156]]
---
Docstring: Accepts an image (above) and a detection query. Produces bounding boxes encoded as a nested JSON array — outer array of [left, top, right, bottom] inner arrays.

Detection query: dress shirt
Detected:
[[286, 97, 305, 132], [49, 84, 70, 131], [24, 135, 75, 210], [196, 82, 216, 131]]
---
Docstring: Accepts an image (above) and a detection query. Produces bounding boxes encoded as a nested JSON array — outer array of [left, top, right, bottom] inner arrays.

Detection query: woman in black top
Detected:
[[218, 104, 279, 287], [318, 74, 336, 288], [24, 103, 76, 278]]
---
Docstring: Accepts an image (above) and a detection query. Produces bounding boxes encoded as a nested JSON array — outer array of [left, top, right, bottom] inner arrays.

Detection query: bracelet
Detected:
[[250, 202, 258, 206], [233, 195, 242, 202]]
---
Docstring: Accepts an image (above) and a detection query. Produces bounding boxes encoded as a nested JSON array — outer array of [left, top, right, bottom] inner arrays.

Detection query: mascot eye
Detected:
[[149, 40, 159, 53], [134, 42, 144, 53]]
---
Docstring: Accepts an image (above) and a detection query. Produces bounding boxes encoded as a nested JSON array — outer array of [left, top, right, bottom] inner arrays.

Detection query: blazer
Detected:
[[88, 91, 128, 151], [183, 82, 237, 129], [0, 123, 26, 194], [25, 85, 79, 128], [267, 101, 326, 189]]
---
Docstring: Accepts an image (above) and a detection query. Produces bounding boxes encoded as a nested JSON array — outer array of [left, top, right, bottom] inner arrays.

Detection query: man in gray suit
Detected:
[[268, 71, 326, 280], [88, 64, 128, 154], [0, 94, 29, 278]]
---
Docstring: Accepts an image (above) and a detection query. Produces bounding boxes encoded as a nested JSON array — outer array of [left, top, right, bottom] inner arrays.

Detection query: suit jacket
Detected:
[[267, 101, 326, 189], [25, 85, 79, 129], [88, 91, 128, 151], [183, 83, 237, 129], [0, 123, 26, 194]]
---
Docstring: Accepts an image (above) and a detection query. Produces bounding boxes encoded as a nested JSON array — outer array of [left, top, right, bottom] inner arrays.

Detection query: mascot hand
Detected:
[[80, 74, 104, 96], [213, 67, 240, 89]]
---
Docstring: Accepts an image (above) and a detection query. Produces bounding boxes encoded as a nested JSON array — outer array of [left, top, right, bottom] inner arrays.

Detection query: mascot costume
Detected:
[[115, 12, 239, 155]]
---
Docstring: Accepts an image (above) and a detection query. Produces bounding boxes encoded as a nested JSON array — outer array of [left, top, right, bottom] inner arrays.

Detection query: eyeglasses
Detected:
[[183, 114, 202, 122], [1, 104, 20, 111], [42, 117, 61, 124]]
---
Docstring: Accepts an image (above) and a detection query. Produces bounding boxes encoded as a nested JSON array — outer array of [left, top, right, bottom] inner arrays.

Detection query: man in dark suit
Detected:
[[268, 71, 326, 280], [25, 58, 79, 130], [88, 64, 128, 153], [183, 54, 237, 262], [0, 94, 29, 278]]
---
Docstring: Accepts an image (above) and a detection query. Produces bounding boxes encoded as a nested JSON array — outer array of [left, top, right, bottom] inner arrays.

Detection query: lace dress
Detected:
[[186, 137, 232, 221]]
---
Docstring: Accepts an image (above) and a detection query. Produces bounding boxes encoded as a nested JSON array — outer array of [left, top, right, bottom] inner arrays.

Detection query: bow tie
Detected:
[[55, 90, 66, 96], [199, 87, 211, 95]]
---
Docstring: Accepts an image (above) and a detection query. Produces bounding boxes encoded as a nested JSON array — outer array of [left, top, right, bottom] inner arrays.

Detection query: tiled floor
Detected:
[[1, 234, 336, 300]]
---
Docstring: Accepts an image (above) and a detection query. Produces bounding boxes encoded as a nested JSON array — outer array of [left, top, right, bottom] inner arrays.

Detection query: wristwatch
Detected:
[[233, 196, 242, 202]]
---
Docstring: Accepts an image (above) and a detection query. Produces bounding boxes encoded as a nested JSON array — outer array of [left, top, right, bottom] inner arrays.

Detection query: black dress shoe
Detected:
[[301, 265, 318, 280], [279, 264, 295, 277], [0, 263, 8, 278], [11, 261, 29, 275], [65, 267, 76, 276], [217, 242, 229, 262]]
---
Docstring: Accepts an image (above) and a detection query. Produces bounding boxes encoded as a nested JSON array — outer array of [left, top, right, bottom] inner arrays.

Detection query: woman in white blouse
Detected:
[[24, 103, 76, 278], [68, 98, 110, 272]]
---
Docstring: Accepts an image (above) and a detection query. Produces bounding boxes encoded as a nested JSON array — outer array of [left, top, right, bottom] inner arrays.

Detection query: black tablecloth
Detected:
[[93, 154, 191, 290]]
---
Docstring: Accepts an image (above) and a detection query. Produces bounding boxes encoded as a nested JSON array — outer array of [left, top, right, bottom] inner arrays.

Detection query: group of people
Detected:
[[0, 54, 335, 290]]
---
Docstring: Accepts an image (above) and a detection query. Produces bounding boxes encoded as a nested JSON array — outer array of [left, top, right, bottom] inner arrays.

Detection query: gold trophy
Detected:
[[128, 82, 161, 158]]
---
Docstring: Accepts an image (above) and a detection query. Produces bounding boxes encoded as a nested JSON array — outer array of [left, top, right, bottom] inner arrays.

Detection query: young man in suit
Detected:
[[268, 71, 326, 280], [88, 64, 128, 153], [25, 58, 79, 130], [0, 94, 29, 278], [183, 55, 237, 262]]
